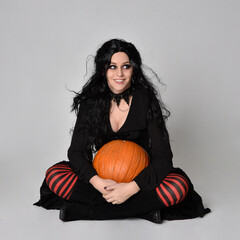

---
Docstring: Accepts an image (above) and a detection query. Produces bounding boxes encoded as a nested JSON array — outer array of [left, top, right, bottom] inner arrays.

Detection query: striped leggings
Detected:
[[45, 162, 189, 208]]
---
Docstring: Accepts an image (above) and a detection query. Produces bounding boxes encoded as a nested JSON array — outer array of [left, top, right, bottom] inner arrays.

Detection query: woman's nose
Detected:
[[117, 68, 124, 76]]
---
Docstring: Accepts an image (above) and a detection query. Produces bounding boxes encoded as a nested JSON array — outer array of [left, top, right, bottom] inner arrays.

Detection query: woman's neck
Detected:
[[109, 86, 133, 106]]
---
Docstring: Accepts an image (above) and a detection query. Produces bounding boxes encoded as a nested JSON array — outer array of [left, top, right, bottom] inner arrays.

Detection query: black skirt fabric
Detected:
[[34, 160, 211, 221]]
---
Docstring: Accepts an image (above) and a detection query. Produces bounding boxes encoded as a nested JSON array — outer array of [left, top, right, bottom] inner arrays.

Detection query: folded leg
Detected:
[[59, 170, 190, 221], [34, 161, 106, 209]]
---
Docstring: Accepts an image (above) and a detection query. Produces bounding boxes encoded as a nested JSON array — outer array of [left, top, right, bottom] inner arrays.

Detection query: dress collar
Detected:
[[109, 86, 134, 106]]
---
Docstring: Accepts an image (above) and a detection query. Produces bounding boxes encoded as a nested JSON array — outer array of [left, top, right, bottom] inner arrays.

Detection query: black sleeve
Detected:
[[67, 104, 98, 184], [133, 109, 174, 190]]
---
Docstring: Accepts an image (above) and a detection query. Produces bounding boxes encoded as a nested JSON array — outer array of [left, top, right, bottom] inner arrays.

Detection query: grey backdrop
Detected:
[[1, 0, 239, 239]]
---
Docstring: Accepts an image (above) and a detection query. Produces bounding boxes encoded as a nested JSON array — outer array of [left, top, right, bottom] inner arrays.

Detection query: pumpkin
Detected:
[[93, 140, 149, 183]]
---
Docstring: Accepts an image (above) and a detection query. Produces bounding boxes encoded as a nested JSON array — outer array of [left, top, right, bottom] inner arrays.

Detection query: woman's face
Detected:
[[106, 52, 133, 94]]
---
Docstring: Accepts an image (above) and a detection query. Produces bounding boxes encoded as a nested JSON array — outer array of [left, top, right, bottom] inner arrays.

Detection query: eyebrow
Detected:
[[110, 61, 130, 64]]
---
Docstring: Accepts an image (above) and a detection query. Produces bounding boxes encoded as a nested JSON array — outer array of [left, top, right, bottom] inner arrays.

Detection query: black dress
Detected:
[[34, 86, 211, 221]]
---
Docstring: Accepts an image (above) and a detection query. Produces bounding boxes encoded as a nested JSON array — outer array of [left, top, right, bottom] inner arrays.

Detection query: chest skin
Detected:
[[106, 88, 149, 153], [109, 96, 133, 133]]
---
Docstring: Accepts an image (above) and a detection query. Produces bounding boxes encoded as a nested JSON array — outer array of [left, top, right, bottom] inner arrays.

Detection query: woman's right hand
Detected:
[[89, 175, 117, 194]]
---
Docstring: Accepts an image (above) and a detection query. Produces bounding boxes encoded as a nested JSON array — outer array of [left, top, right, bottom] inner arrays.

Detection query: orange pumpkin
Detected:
[[93, 140, 149, 183]]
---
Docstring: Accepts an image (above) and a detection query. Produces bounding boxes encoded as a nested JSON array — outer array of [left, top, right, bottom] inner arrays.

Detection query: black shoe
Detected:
[[138, 210, 162, 224], [59, 203, 69, 221], [60, 202, 93, 222]]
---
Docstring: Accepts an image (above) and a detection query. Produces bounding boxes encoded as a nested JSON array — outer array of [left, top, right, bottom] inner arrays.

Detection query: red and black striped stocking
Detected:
[[45, 163, 78, 200], [155, 172, 189, 207]]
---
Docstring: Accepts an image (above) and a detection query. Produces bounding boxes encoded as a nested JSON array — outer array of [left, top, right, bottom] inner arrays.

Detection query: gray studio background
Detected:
[[0, 0, 239, 239]]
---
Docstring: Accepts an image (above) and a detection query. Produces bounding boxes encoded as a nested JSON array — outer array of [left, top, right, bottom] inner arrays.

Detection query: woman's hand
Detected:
[[102, 181, 140, 204], [89, 175, 117, 195]]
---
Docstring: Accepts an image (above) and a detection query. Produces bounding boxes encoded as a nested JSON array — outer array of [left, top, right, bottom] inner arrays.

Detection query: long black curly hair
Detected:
[[71, 38, 170, 152]]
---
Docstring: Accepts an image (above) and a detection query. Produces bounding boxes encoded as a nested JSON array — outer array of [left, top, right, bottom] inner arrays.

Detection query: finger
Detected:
[[102, 195, 107, 200], [105, 183, 118, 189], [106, 179, 117, 184], [102, 194, 111, 201], [104, 185, 117, 191], [102, 192, 113, 198], [106, 197, 115, 203]]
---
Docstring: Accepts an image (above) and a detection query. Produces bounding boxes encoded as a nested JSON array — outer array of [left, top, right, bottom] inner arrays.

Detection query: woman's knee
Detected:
[[156, 173, 190, 207], [45, 162, 78, 200]]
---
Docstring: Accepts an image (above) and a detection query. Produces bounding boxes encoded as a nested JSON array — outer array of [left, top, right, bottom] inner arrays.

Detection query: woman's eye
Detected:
[[109, 64, 131, 69], [123, 64, 131, 69]]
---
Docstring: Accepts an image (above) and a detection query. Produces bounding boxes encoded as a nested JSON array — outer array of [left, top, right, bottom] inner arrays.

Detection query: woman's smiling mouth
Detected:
[[114, 79, 125, 83]]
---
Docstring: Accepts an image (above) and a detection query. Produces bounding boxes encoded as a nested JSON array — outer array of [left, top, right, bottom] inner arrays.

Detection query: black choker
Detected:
[[110, 87, 133, 106]]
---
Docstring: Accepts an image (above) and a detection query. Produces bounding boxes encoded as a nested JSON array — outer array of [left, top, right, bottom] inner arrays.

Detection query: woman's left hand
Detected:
[[102, 181, 140, 205]]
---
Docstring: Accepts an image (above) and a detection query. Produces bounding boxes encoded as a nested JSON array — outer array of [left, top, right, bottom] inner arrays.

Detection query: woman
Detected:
[[34, 38, 210, 223]]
